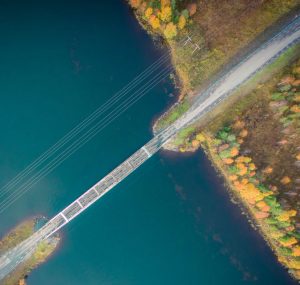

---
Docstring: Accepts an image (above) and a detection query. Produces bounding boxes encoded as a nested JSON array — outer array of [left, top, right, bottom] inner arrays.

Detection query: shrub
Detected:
[[278, 246, 293, 256], [272, 92, 285, 101]]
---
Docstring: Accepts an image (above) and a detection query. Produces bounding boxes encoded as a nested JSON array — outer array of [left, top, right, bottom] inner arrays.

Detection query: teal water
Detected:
[[0, 1, 297, 284]]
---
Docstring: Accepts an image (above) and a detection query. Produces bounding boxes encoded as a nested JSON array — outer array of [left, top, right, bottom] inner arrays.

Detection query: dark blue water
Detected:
[[0, 0, 297, 284]]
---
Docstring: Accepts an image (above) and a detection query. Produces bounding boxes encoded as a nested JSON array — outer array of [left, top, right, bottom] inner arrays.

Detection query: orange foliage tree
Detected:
[[130, 0, 141, 8], [293, 246, 300, 257]]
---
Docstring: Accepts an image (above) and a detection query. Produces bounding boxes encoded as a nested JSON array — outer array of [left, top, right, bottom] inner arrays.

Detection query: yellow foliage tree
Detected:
[[149, 15, 160, 29], [288, 210, 297, 217], [159, 6, 172, 22], [239, 183, 263, 204], [178, 15, 186, 30], [161, 0, 170, 6], [288, 259, 300, 270], [279, 236, 298, 247], [249, 163, 256, 171], [145, 7, 153, 19], [196, 133, 206, 142], [163, 22, 177, 39], [236, 156, 251, 163], [277, 211, 291, 222]]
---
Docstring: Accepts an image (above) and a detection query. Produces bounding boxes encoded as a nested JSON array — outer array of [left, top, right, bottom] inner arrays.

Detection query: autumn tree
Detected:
[[130, 0, 141, 8], [230, 147, 239, 157], [293, 246, 300, 257], [279, 235, 298, 247], [178, 15, 186, 30], [196, 133, 205, 142], [281, 176, 291, 185], [159, 5, 172, 22], [145, 7, 153, 19], [161, 0, 170, 6], [191, 139, 200, 148], [164, 22, 177, 39], [149, 15, 160, 29]]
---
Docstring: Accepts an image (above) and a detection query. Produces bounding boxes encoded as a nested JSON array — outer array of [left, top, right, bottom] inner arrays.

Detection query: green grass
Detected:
[[172, 125, 196, 146], [155, 99, 190, 131]]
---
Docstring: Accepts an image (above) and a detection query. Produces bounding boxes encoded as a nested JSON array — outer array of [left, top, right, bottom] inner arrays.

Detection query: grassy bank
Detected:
[[170, 54, 300, 280], [128, 0, 300, 280], [0, 218, 60, 285]]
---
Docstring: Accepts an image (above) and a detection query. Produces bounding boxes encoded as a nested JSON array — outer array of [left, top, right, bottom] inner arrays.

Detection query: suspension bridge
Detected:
[[0, 15, 300, 282]]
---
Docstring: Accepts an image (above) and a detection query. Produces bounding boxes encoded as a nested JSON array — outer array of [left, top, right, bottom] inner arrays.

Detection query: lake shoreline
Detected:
[[0, 217, 60, 285], [127, 0, 300, 281]]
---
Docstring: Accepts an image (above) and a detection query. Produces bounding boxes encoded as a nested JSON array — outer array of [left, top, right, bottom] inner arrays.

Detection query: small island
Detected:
[[0, 218, 60, 285]]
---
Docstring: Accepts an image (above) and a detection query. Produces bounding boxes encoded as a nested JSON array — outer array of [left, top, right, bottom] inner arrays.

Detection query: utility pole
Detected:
[[192, 43, 201, 54], [183, 35, 192, 46]]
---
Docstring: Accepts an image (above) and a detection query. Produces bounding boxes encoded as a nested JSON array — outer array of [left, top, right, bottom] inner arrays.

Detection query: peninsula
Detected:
[[128, 0, 300, 280]]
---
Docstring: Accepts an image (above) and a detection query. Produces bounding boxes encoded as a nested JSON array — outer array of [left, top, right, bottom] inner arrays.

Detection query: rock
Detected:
[[241, 149, 251, 155], [218, 144, 229, 152], [285, 191, 298, 197], [269, 100, 288, 109], [278, 139, 288, 145]]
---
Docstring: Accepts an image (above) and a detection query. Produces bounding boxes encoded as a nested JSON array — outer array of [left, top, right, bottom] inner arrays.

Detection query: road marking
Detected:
[[60, 213, 69, 222], [76, 199, 83, 208], [142, 146, 151, 158]]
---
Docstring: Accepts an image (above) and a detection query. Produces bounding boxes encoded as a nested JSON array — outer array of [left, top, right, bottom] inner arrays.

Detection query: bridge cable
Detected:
[[0, 65, 173, 213]]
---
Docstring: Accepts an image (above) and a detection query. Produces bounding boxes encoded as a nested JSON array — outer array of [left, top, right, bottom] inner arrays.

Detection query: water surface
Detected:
[[0, 1, 297, 284]]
